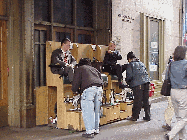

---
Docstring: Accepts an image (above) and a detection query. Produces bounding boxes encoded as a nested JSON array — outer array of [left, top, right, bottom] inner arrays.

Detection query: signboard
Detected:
[[149, 64, 157, 71], [151, 42, 158, 48]]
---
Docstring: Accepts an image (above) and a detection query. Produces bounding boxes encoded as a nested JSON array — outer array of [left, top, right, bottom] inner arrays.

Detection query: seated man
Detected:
[[50, 38, 77, 83], [102, 41, 127, 89]]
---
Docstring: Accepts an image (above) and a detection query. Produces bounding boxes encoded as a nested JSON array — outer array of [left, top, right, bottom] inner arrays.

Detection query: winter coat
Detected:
[[125, 58, 150, 88], [165, 59, 187, 89]]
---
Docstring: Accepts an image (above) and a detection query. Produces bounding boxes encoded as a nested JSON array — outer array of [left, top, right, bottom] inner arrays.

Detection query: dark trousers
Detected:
[[51, 65, 74, 82], [103, 64, 127, 82], [132, 83, 150, 119]]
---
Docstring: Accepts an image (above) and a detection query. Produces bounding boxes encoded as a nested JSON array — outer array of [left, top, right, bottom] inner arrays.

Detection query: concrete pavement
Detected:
[[1, 96, 184, 140]]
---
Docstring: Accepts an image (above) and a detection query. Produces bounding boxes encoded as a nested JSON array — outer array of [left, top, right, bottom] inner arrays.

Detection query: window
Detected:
[[77, 0, 93, 27], [34, 0, 50, 22], [56, 32, 71, 42], [34, 29, 47, 87], [34, 0, 111, 88], [78, 34, 91, 44], [53, 0, 73, 24]]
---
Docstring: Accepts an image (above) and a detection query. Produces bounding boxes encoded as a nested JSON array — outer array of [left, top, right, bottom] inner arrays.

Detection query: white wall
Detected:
[[112, 0, 181, 66]]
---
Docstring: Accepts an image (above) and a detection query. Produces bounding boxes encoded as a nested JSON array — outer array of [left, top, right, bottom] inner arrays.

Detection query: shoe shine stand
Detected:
[[36, 41, 133, 131]]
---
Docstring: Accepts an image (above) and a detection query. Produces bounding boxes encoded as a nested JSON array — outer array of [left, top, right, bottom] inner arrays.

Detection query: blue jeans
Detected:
[[81, 86, 103, 134]]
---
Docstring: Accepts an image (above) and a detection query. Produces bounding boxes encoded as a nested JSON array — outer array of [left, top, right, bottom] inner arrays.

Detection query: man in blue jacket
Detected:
[[125, 51, 150, 121]]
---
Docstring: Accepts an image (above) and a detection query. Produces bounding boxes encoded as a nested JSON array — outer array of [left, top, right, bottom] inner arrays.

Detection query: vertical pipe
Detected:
[[74, 0, 77, 43], [51, 0, 53, 41]]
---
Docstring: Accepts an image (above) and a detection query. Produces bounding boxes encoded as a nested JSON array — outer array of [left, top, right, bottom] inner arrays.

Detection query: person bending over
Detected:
[[72, 58, 103, 138]]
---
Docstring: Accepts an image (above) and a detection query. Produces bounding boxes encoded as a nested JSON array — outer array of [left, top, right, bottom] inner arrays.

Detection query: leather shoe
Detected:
[[127, 117, 137, 121], [164, 134, 169, 140], [162, 124, 171, 131], [94, 132, 99, 135], [82, 133, 94, 138], [119, 84, 128, 89], [143, 117, 150, 121]]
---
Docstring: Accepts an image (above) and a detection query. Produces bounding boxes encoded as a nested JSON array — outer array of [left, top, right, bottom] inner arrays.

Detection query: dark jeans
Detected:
[[102, 64, 127, 81], [132, 83, 150, 119]]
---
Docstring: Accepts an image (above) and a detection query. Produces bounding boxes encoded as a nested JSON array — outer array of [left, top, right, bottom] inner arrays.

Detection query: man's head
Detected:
[[61, 38, 71, 52], [108, 41, 116, 51], [127, 51, 136, 62], [78, 58, 91, 66]]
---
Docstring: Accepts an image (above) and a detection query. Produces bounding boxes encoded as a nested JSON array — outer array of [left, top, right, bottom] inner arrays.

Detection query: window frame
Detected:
[[140, 13, 165, 82]]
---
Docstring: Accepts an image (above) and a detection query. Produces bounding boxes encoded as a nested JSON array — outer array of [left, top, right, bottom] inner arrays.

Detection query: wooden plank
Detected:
[[36, 86, 48, 125], [95, 45, 108, 62], [0, 0, 6, 16], [46, 41, 66, 129], [127, 104, 132, 117], [0, 105, 8, 127], [73, 44, 94, 63], [64, 85, 73, 98], [119, 111, 128, 119], [48, 86, 57, 123]]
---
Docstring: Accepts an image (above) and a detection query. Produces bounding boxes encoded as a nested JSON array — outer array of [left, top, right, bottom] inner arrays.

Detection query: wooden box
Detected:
[[66, 110, 85, 131], [36, 86, 57, 125], [119, 111, 128, 119], [102, 105, 112, 123], [120, 101, 133, 111], [113, 104, 120, 120], [100, 116, 107, 125], [126, 104, 132, 117]]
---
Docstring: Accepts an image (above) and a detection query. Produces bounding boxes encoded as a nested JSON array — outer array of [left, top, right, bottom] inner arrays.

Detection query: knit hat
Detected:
[[127, 51, 136, 60]]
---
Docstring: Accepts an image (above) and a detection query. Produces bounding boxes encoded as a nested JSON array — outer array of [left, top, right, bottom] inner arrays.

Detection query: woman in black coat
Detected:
[[102, 41, 127, 89]]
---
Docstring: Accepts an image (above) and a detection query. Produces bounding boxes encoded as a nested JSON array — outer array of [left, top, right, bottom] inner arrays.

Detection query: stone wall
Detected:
[[112, 0, 182, 66]]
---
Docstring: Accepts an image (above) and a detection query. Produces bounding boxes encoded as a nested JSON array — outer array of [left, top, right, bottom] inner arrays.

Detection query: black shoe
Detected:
[[94, 132, 99, 135], [162, 124, 171, 131], [127, 117, 137, 121], [143, 117, 150, 121], [82, 133, 94, 138], [164, 134, 169, 140], [119, 84, 128, 89]]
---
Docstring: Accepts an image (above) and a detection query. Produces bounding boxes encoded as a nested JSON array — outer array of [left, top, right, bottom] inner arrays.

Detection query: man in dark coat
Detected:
[[50, 38, 77, 82], [126, 51, 150, 121]]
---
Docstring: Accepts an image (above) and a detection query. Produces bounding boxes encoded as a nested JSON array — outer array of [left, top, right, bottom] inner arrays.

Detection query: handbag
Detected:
[[161, 63, 171, 96]]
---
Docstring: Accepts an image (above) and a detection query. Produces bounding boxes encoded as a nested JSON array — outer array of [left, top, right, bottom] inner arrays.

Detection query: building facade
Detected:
[[0, 0, 184, 128]]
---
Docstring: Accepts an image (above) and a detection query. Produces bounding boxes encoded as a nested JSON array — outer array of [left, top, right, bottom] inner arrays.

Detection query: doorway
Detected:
[[149, 20, 159, 80], [0, 20, 8, 127]]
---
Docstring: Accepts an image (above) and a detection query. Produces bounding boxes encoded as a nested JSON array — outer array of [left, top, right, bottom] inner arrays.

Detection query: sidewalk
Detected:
[[0, 96, 167, 140]]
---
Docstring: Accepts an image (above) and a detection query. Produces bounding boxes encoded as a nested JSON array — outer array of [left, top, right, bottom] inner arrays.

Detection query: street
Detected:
[[53, 101, 183, 140], [1, 100, 186, 140]]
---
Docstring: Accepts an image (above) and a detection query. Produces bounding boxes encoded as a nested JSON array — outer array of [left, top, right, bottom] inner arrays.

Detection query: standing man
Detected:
[[72, 58, 103, 138], [126, 51, 150, 121], [50, 38, 77, 82]]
